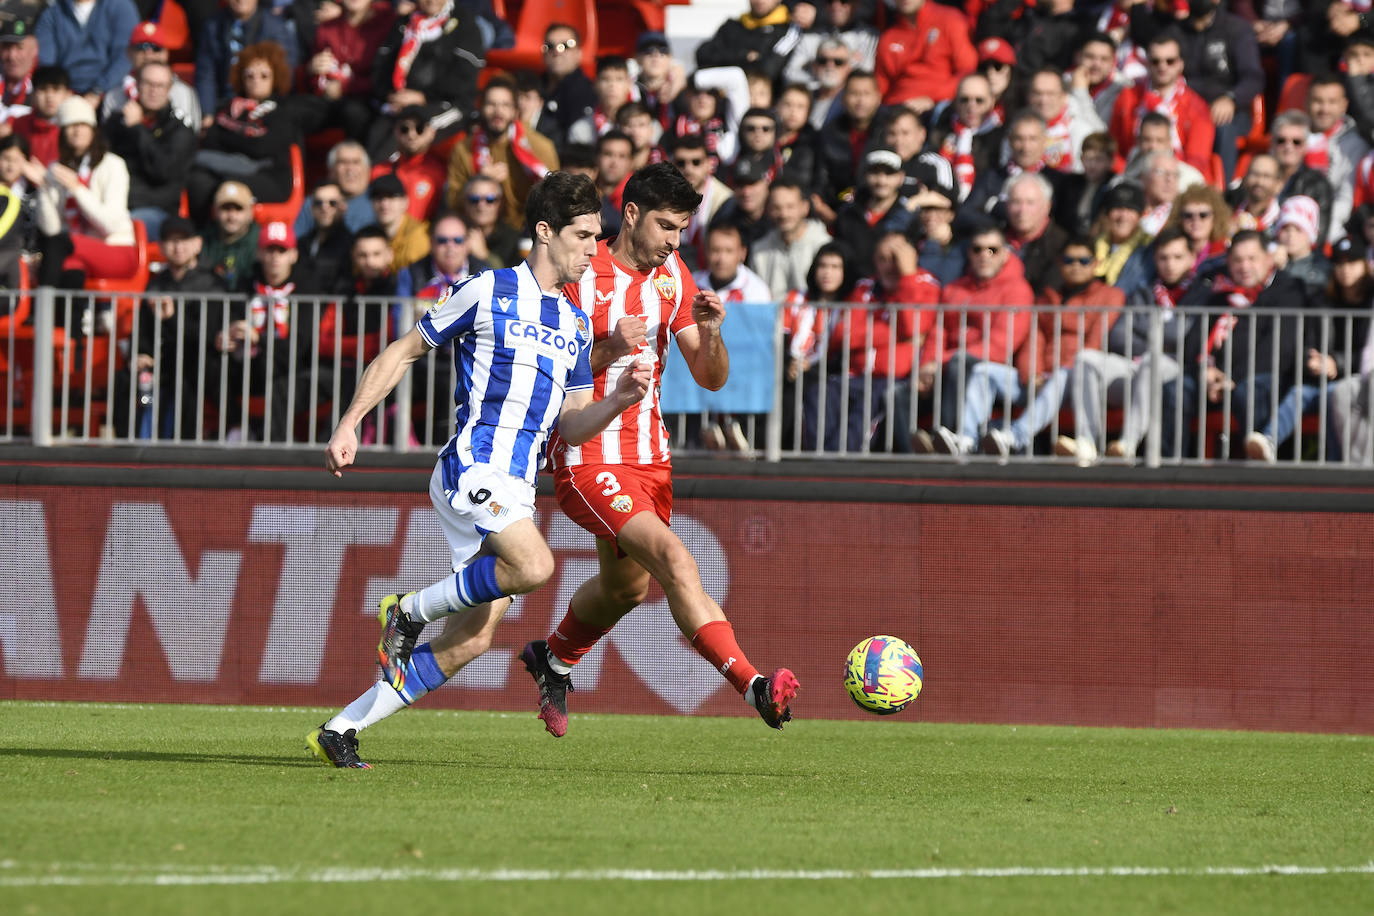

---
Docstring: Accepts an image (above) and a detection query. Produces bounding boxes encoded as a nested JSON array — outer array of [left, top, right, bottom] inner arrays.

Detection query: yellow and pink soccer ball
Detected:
[[844, 635, 923, 715]]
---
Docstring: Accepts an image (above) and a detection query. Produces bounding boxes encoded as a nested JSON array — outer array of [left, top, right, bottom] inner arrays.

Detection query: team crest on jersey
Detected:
[[610, 494, 633, 513], [576, 315, 588, 337], [487, 501, 506, 517], [653, 275, 677, 300]]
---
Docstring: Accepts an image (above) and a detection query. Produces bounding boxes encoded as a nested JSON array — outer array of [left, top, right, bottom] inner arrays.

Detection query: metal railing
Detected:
[[3, 289, 1372, 466]]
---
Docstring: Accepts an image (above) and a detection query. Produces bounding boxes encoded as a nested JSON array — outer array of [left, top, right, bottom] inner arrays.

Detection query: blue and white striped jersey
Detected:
[[416, 262, 594, 484]]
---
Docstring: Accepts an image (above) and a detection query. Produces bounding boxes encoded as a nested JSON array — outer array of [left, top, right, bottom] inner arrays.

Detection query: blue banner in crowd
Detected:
[[660, 302, 777, 414]]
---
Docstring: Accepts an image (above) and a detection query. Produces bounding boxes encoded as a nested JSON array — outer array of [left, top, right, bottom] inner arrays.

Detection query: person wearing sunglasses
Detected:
[[918, 224, 1035, 458], [297, 180, 352, 283], [983, 236, 1124, 462], [192, 0, 295, 125], [974, 37, 1017, 122], [781, 0, 877, 94], [373, 104, 445, 222], [99, 20, 201, 132], [1108, 30, 1214, 176], [533, 24, 594, 149], [1266, 111, 1334, 249], [799, 36, 854, 131], [669, 133, 732, 271], [1157, 181, 1230, 276], [458, 174, 521, 268], [875, 0, 977, 112]]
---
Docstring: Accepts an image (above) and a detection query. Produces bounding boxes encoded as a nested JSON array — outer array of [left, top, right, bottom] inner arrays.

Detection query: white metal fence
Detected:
[[2, 288, 1371, 466]]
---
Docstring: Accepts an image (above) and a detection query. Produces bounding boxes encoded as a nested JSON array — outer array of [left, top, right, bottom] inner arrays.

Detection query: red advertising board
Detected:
[[3, 485, 1371, 733]]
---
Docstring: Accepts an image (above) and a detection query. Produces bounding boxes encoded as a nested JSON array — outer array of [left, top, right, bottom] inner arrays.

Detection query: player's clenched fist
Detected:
[[608, 315, 648, 359], [610, 360, 653, 409], [325, 427, 358, 478], [691, 290, 725, 331]]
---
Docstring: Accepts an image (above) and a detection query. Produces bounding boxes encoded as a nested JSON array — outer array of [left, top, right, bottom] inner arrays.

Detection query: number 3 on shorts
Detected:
[[595, 471, 621, 496]]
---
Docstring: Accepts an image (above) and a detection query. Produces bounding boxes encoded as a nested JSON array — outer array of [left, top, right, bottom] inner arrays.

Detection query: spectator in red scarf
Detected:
[[812, 69, 882, 223], [1306, 75, 1369, 246], [875, 0, 977, 111], [566, 56, 634, 148], [444, 77, 559, 231], [1072, 32, 1130, 126], [615, 101, 665, 172], [1229, 152, 1281, 242], [309, 0, 396, 142], [370, 0, 483, 158], [928, 73, 1003, 206], [1266, 111, 1333, 248], [1109, 29, 1215, 175]]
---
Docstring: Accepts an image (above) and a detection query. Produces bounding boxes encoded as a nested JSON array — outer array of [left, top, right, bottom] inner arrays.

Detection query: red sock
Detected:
[[690, 620, 759, 695], [547, 610, 612, 667]]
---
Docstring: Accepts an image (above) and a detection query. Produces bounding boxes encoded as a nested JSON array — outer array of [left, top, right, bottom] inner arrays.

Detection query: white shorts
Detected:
[[428, 461, 536, 571]]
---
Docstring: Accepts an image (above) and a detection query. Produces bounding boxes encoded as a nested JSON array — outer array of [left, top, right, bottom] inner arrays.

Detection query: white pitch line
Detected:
[[0, 863, 1372, 887]]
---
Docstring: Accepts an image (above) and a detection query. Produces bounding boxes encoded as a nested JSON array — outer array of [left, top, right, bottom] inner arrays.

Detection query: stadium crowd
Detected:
[[4, 0, 1374, 462]]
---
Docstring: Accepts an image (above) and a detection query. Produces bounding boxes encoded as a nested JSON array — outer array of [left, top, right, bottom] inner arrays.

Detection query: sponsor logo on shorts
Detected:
[[610, 494, 633, 513]]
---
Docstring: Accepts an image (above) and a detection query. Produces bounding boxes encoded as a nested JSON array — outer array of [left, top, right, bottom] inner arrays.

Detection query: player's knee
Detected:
[[655, 547, 702, 596], [509, 548, 555, 594], [605, 577, 651, 610]]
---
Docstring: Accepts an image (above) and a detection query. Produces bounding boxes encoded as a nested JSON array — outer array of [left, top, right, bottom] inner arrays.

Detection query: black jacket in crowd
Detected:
[[1130, 8, 1264, 107], [1181, 270, 1305, 384], [695, 16, 802, 82], [102, 105, 197, 216], [372, 12, 485, 124]]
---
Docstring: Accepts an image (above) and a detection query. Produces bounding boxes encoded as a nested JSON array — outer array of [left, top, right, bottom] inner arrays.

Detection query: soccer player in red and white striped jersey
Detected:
[[522, 162, 799, 735]]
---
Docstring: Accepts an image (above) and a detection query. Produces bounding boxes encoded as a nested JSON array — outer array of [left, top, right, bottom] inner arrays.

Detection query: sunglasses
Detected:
[[742, 123, 774, 132], [971, 245, 1003, 255], [467, 193, 501, 204], [673, 157, 705, 168], [1181, 209, 1212, 220], [395, 122, 423, 135], [541, 38, 579, 55], [434, 235, 466, 245], [217, 203, 245, 211], [1148, 56, 1179, 66], [816, 56, 849, 67], [312, 198, 343, 208], [1061, 254, 1093, 266], [956, 96, 989, 105], [132, 41, 163, 52], [1274, 136, 1305, 146]]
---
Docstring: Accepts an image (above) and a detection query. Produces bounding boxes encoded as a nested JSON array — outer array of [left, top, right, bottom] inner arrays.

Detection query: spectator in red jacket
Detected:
[[918, 223, 1035, 455], [309, 0, 396, 142], [370, 104, 445, 221], [875, 0, 977, 112], [10, 65, 70, 166], [1109, 29, 1215, 175]]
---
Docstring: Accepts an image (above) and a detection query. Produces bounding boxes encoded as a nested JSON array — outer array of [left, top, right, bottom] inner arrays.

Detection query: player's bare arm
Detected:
[[589, 315, 648, 374], [557, 360, 654, 445], [675, 290, 729, 391], [324, 327, 432, 477]]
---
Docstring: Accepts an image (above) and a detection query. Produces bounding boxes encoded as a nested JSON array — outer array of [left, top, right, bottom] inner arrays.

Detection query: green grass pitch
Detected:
[[2, 701, 1371, 915]]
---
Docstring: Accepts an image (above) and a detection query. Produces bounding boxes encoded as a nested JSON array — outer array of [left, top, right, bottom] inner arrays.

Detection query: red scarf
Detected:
[[942, 118, 982, 200], [1152, 280, 1184, 310], [61, 155, 92, 235], [1043, 104, 1074, 171], [251, 279, 294, 343], [0, 74, 29, 107], [1203, 271, 1273, 359], [1234, 198, 1280, 233], [672, 114, 725, 163], [592, 106, 611, 136], [473, 120, 550, 181], [392, 0, 451, 93], [120, 73, 139, 104], [1136, 77, 1188, 156], [784, 289, 822, 362], [1305, 121, 1342, 172], [317, 61, 352, 94]]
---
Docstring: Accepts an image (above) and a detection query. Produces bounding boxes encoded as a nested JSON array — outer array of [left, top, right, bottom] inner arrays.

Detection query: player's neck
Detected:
[[524, 249, 561, 293], [609, 235, 654, 272]]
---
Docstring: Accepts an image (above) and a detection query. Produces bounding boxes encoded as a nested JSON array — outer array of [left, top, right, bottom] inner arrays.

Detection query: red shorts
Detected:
[[554, 462, 673, 549]]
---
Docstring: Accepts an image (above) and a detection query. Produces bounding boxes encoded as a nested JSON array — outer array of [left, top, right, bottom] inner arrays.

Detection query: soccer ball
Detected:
[[844, 635, 923, 715]]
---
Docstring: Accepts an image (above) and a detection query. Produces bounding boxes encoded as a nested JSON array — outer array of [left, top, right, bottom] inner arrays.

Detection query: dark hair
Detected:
[[560, 142, 597, 172], [512, 69, 542, 95], [230, 40, 291, 96], [740, 107, 776, 125], [1229, 229, 1266, 251], [596, 128, 632, 154], [543, 22, 578, 41], [1081, 130, 1116, 158], [1064, 234, 1096, 253], [622, 161, 702, 216], [671, 133, 707, 155], [0, 133, 30, 158], [1139, 111, 1172, 133], [595, 56, 629, 76], [525, 171, 601, 236], [1147, 28, 1185, 52], [32, 65, 69, 91], [766, 177, 806, 199], [481, 76, 517, 104], [1154, 226, 1190, 251], [1077, 31, 1117, 53], [1309, 74, 1346, 97], [844, 69, 878, 89], [706, 221, 744, 247], [353, 225, 389, 246], [970, 223, 1007, 246], [615, 100, 652, 126], [806, 242, 857, 301]]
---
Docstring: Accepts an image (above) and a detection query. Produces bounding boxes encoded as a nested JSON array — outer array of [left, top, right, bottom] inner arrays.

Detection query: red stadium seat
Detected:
[[1277, 73, 1311, 116], [485, 0, 598, 77], [253, 145, 306, 228]]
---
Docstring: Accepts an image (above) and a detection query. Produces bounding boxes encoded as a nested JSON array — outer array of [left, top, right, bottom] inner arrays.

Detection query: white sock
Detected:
[[412, 574, 461, 623], [325, 680, 409, 733], [545, 646, 572, 676]]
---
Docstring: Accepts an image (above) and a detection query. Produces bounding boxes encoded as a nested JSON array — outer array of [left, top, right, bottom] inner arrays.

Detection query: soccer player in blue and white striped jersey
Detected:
[[307, 172, 652, 769]]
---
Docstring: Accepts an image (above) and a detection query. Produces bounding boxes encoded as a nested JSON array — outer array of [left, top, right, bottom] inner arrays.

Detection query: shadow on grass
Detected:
[[0, 747, 322, 768]]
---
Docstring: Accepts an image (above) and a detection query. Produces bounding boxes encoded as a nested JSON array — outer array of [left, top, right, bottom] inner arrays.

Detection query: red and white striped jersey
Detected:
[[549, 240, 700, 467]]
